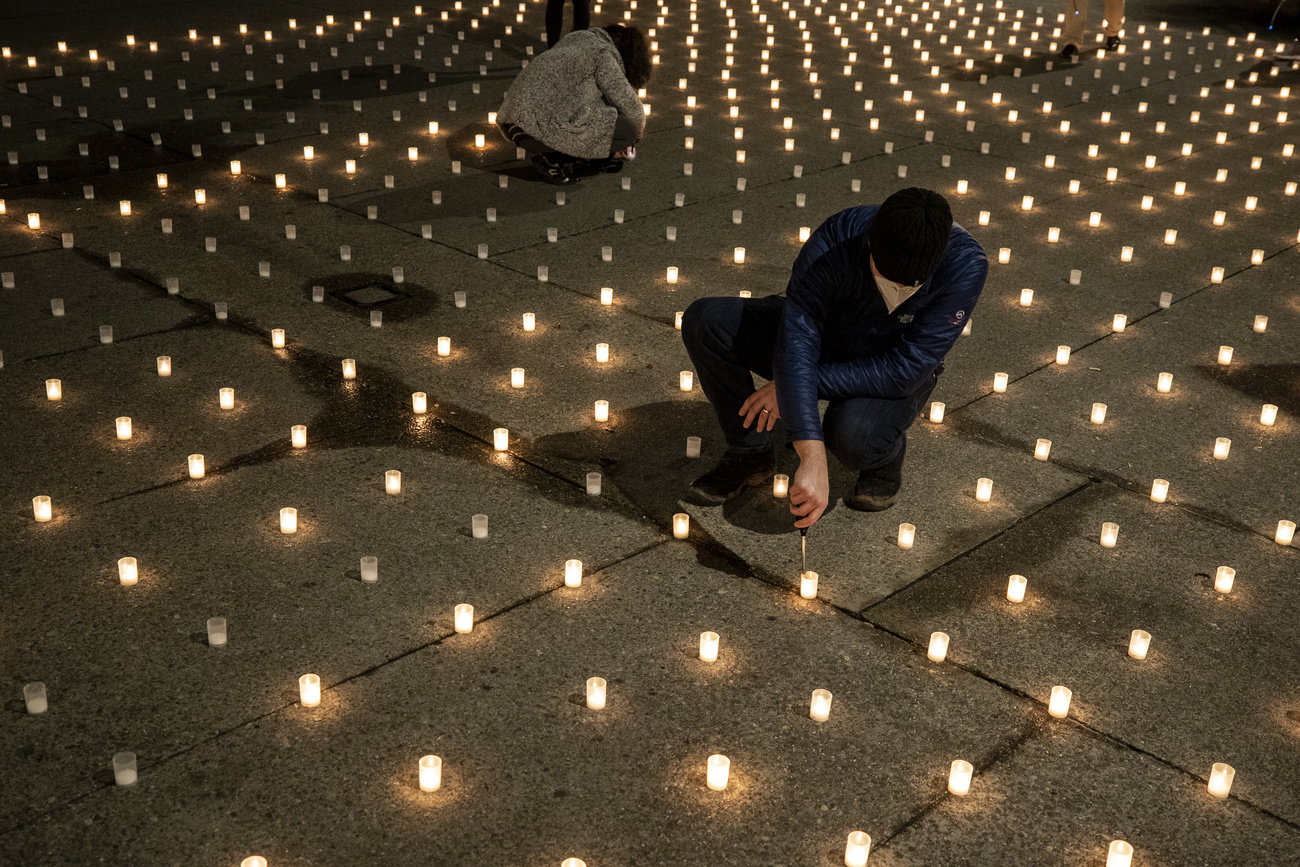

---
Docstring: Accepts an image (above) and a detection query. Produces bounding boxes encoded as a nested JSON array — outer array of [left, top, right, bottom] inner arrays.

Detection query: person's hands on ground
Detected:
[[613, 146, 636, 160], [790, 440, 829, 529], [739, 381, 781, 433]]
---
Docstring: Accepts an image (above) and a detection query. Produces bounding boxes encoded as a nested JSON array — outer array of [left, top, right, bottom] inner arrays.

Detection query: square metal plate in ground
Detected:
[[337, 284, 404, 307]]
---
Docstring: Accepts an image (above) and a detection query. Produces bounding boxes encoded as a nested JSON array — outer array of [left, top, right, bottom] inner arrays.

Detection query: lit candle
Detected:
[[342, 358, 357, 379], [1100, 522, 1119, 547], [520, 313, 536, 333], [898, 523, 916, 549], [46, 378, 62, 400], [493, 428, 508, 451], [510, 367, 525, 388], [1055, 345, 1071, 365], [1034, 439, 1052, 461], [1089, 212, 1102, 227], [700, 631, 720, 662], [1020, 288, 1034, 306], [594, 400, 609, 422], [113, 752, 137, 787], [437, 337, 451, 357], [994, 373, 1008, 392], [1141, 196, 1153, 210], [948, 759, 973, 795], [1215, 566, 1235, 593], [1262, 404, 1278, 425], [1151, 479, 1170, 503], [385, 470, 402, 494], [1207, 763, 1235, 798], [585, 676, 608, 710], [928, 631, 950, 662], [117, 556, 138, 585], [1007, 574, 1027, 602], [929, 402, 945, 423], [1121, 246, 1134, 262], [280, 507, 298, 534], [1218, 346, 1233, 365], [810, 688, 833, 722], [275, 174, 286, 189], [667, 266, 679, 283], [454, 603, 474, 633], [734, 247, 745, 264], [156, 355, 172, 377], [673, 512, 690, 539], [1128, 630, 1151, 660], [976, 478, 993, 502], [188, 455, 205, 479], [706, 754, 730, 790], [219, 388, 235, 409], [1164, 229, 1178, 245], [978, 211, 990, 226], [416, 755, 443, 792], [1107, 840, 1134, 867], [28, 214, 40, 229], [408, 147, 418, 161], [231, 160, 241, 174], [1278, 520, 1296, 545], [1047, 227, 1060, 243], [1254, 315, 1268, 333], [111, 415, 133, 440], [1213, 437, 1231, 460], [346, 160, 356, 173], [800, 570, 819, 599], [1113, 314, 1127, 332], [998, 247, 1010, 264], [119, 200, 131, 216], [1021, 195, 1033, 211], [298, 673, 321, 706], [957, 180, 968, 194], [845, 831, 872, 867], [1089, 403, 1107, 424], [773, 474, 790, 498], [562, 558, 583, 588], [1048, 685, 1072, 718], [1069, 180, 1081, 194], [800, 227, 811, 241]]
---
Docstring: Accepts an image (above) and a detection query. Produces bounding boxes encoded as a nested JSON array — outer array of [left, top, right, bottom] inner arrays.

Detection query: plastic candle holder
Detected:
[[929, 402, 945, 423], [117, 557, 138, 586], [1208, 763, 1235, 797], [1020, 288, 1034, 306], [157, 356, 172, 376], [773, 474, 790, 498], [414, 755, 444, 792], [1034, 439, 1052, 461], [1278, 520, 1297, 545], [437, 337, 451, 356], [976, 478, 993, 502], [1262, 404, 1278, 425], [564, 559, 583, 587], [342, 358, 357, 379], [599, 287, 614, 305], [454, 603, 474, 633], [1047, 227, 1060, 243], [595, 343, 609, 363], [1007, 574, 1028, 602], [1121, 246, 1134, 262], [898, 523, 916, 549], [1218, 346, 1233, 365], [277, 507, 298, 534], [299, 673, 320, 706], [1100, 522, 1119, 547], [113, 752, 138, 786], [700, 631, 720, 662], [471, 515, 488, 540], [1107, 840, 1134, 867], [594, 400, 609, 422], [586, 677, 607, 710], [800, 570, 819, 599], [1151, 479, 1170, 503], [673, 512, 690, 539], [188, 454, 205, 479], [359, 556, 378, 584], [810, 688, 833, 722], [119, 200, 131, 216], [1254, 315, 1268, 333], [207, 617, 227, 646], [844, 832, 871, 867], [706, 754, 730, 790], [115, 416, 132, 440], [1164, 229, 1178, 245], [679, 371, 694, 391], [25, 682, 48, 714], [493, 428, 508, 451], [733, 247, 745, 264], [46, 378, 62, 400], [1056, 346, 1071, 364], [1091, 403, 1108, 424], [1112, 314, 1127, 332], [686, 436, 701, 458], [1128, 630, 1151, 659], [948, 760, 973, 795], [28, 214, 40, 229], [385, 470, 402, 494], [289, 425, 307, 448], [1157, 372, 1173, 393], [271, 328, 285, 348], [928, 631, 950, 662], [978, 211, 990, 225], [1048, 685, 1072, 718], [666, 266, 679, 283], [32, 495, 52, 522], [523, 313, 536, 331], [957, 180, 968, 194], [998, 247, 1010, 264], [510, 367, 525, 388], [994, 373, 1009, 392], [1215, 566, 1236, 593], [1214, 437, 1231, 460]]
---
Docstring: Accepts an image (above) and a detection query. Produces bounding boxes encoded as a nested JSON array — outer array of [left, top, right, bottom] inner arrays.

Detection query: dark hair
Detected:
[[867, 188, 953, 286], [603, 24, 651, 89]]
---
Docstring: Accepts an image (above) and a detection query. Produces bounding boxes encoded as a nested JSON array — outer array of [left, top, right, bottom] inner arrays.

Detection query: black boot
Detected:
[[846, 448, 905, 512], [1060, 43, 1079, 59], [1105, 35, 1120, 51], [689, 449, 776, 505], [531, 153, 574, 185]]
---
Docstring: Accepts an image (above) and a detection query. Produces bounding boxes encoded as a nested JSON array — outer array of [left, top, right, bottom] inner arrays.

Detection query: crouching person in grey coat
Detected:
[[497, 24, 650, 184]]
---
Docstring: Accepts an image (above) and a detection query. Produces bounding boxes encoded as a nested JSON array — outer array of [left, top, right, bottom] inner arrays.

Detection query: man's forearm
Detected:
[[794, 439, 827, 464]]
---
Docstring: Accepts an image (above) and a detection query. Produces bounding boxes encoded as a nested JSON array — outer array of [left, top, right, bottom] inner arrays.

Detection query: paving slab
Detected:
[[0, 542, 1033, 864]]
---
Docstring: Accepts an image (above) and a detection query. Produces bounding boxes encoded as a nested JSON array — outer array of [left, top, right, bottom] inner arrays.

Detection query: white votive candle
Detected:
[[1112, 314, 1127, 332], [810, 689, 833, 722], [734, 247, 745, 264], [1215, 566, 1236, 593], [412, 392, 427, 414], [299, 673, 320, 706], [706, 754, 730, 790], [342, 358, 357, 379], [24, 682, 48, 714], [522, 313, 535, 331], [207, 616, 227, 646], [1034, 439, 1052, 461], [437, 337, 451, 356], [1056, 346, 1071, 364], [419, 755, 442, 791], [1091, 403, 1108, 424], [1128, 630, 1151, 659], [218, 388, 235, 410], [1157, 372, 1173, 393], [290, 425, 307, 448], [1048, 685, 1072, 718], [666, 266, 679, 283], [1151, 479, 1170, 502], [271, 328, 285, 348], [471, 515, 488, 540], [1254, 315, 1268, 333], [115, 416, 132, 440], [385, 470, 402, 494], [188, 454, 205, 479], [686, 436, 701, 458], [1208, 763, 1235, 798], [975, 478, 993, 502], [360, 555, 378, 583], [1121, 246, 1134, 262], [773, 474, 789, 497], [898, 523, 916, 549], [1007, 574, 1027, 602], [595, 343, 609, 363], [948, 759, 973, 795], [113, 752, 137, 786], [565, 559, 583, 587], [454, 603, 474, 633], [700, 631, 720, 662], [46, 378, 62, 400], [600, 287, 613, 305], [279, 507, 298, 534], [928, 631, 949, 662], [594, 400, 609, 422], [800, 570, 818, 599], [586, 676, 607, 710], [1107, 840, 1134, 867], [673, 512, 690, 539], [1218, 345, 1234, 365], [929, 402, 945, 423], [845, 831, 872, 867], [679, 371, 694, 391], [510, 367, 525, 388], [1020, 288, 1034, 306], [493, 428, 508, 451], [1262, 404, 1278, 425], [157, 356, 171, 376], [117, 556, 138, 585], [1100, 522, 1119, 547], [1278, 520, 1296, 545], [1213, 437, 1231, 460]]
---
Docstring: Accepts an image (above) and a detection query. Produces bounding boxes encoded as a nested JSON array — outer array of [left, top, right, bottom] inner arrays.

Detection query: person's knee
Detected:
[[824, 402, 902, 469], [681, 297, 726, 354]]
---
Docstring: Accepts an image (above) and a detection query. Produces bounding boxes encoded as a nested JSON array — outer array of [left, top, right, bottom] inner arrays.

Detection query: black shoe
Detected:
[[846, 453, 904, 513], [1105, 36, 1120, 51], [689, 449, 776, 505], [531, 153, 574, 185], [1060, 44, 1079, 59]]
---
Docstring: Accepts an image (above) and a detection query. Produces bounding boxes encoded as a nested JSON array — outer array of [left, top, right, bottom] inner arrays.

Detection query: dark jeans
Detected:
[[497, 114, 639, 158], [546, 0, 591, 48], [681, 295, 937, 473]]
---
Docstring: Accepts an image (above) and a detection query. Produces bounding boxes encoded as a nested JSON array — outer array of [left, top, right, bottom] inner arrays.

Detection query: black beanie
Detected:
[[867, 188, 954, 286]]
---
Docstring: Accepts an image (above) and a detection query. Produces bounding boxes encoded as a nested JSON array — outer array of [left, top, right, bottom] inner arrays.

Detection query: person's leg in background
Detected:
[[681, 296, 785, 502], [545, 0, 566, 47], [1102, 0, 1125, 48], [1061, 0, 1089, 56], [823, 372, 939, 511], [571, 0, 591, 34]]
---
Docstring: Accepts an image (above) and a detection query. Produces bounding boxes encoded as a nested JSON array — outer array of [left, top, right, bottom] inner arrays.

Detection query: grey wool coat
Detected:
[[497, 28, 646, 159]]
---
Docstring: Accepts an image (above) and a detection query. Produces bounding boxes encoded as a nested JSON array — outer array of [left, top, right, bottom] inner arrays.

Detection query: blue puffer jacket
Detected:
[[773, 205, 988, 442]]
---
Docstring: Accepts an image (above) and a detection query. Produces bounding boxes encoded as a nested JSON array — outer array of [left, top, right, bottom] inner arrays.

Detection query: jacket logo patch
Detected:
[[898, 314, 914, 324], [954, 310, 966, 319]]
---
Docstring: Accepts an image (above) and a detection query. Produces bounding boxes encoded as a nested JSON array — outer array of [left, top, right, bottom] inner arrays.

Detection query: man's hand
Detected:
[[790, 440, 829, 529], [739, 381, 781, 433]]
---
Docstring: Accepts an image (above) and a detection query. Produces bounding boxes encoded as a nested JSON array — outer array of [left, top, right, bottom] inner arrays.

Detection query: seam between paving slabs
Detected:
[[0, 536, 670, 839]]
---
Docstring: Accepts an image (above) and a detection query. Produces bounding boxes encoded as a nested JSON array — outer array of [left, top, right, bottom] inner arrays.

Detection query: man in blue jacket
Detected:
[[682, 188, 987, 528]]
